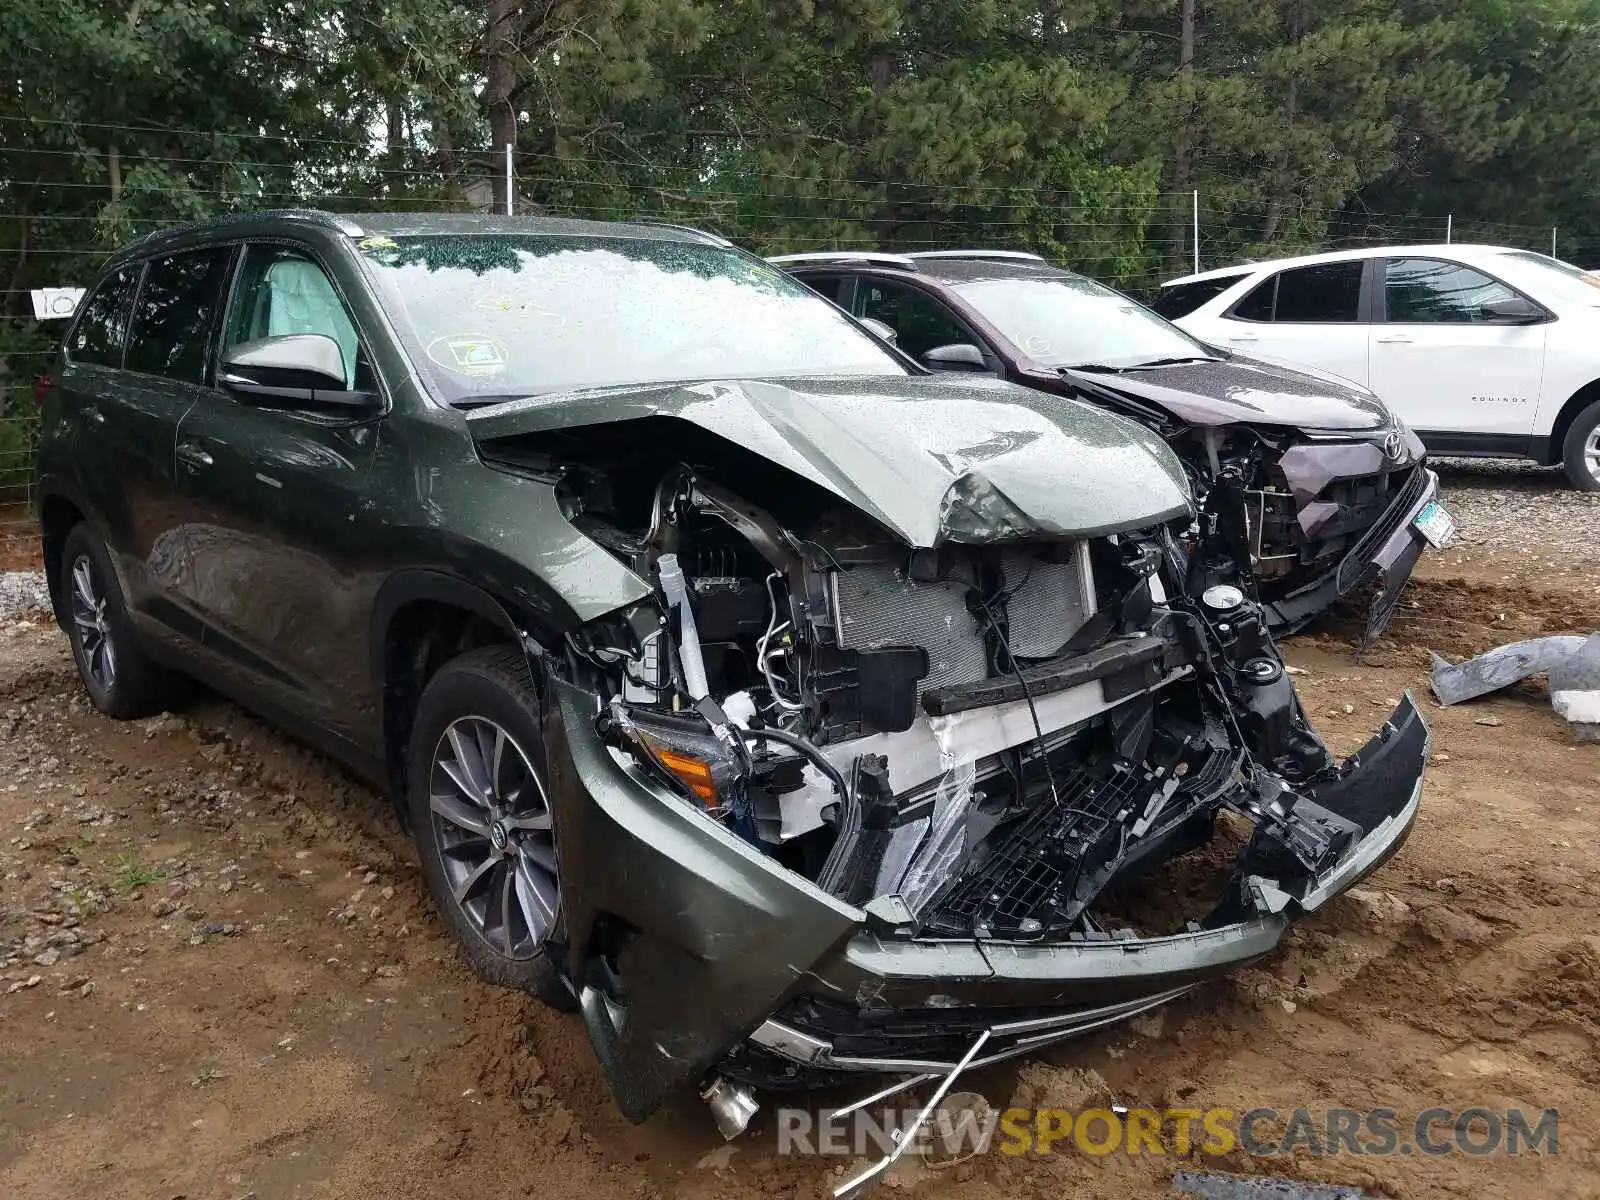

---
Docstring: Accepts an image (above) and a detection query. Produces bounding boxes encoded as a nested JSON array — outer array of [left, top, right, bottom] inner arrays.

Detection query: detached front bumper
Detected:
[[545, 676, 1429, 1121], [1263, 466, 1440, 645]]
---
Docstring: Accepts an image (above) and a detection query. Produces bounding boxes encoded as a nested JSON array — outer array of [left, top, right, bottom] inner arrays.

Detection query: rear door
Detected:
[[171, 241, 384, 747], [1368, 256, 1548, 440], [1205, 259, 1373, 389], [65, 248, 234, 642]]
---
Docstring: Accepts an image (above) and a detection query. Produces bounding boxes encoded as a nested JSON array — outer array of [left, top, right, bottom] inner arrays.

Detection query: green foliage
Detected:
[[2, 0, 1598, 347]]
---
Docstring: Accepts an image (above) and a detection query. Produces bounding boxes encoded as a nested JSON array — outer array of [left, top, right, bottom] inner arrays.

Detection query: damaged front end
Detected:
[[503, 443, 1427, 1146], [1061, 364, 1450, 648], [1176, 424, 1446, 647]]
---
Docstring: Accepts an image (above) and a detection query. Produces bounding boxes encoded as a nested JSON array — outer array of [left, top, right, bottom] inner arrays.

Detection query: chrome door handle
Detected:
[[176, 442, 213, 470], [84, 405, 106, 425], [1225, 333, 1259, 342], [1376, 334, 1413, 344]]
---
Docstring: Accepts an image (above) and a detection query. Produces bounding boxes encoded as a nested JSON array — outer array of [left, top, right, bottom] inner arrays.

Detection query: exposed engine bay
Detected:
[[555, 460, 1383, 957]]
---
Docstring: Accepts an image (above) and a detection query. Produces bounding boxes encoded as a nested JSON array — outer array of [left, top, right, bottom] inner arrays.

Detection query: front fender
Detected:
[[545, 676, 861, 1122]]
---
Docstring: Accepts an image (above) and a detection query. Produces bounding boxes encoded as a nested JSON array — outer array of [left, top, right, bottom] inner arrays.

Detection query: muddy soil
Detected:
[[1, 566, 1596, 1200]]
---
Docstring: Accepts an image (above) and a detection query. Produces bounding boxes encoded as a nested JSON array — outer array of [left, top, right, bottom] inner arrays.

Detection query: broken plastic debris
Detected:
[[1430, 632, 1600, 743]]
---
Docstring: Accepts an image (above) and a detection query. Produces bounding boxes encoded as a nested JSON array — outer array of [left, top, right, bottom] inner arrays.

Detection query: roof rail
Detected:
[[112, 208, 368, 258], [905, 249, 1047, 263], [630, 219, 732, 247], [766, 251, 918, 270]]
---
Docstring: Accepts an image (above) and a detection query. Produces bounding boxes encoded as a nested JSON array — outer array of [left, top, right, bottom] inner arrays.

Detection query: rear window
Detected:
[[125, 247, 234, 384], [1150, 274, 1248, 319], [67, 265, 141, 368], [1230, 261, 1364, 324]]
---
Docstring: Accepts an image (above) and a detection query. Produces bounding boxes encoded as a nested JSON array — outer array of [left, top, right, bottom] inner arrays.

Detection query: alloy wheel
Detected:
[[69, 554, 116, 694], [428, 716, 558, 960], [1585, 425, 1600, 486]]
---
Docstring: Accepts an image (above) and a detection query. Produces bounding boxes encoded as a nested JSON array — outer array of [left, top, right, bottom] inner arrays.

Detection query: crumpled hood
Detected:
[[468, 374, 1192, 548], [1069, 354, 1390, 432]]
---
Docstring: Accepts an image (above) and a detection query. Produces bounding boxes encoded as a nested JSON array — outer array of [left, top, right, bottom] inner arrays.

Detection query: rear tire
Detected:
[[407, 644, 576, 1010], [59, 524, 187, 719], [1561, 399, 1600, 491]]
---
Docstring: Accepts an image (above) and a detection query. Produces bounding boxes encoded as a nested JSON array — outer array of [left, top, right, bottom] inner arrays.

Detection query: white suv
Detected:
[[1155, 245, 1600, 489]]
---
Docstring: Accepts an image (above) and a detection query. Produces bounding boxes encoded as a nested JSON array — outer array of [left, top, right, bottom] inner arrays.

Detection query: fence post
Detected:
[[1192, 189, 1200, 275], [1552, 227, 1558, 258], [1445, 213, 1452, 244], [504, 143, 514, 217]]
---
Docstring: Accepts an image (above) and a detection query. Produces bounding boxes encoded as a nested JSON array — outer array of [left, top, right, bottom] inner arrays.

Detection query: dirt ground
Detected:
[[2, 485, 1597, 1199]]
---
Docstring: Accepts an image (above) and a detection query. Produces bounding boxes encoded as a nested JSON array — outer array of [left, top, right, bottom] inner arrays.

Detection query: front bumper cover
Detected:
[[1263, 467, 1440, 646], [546, 678, 1428, 1121]]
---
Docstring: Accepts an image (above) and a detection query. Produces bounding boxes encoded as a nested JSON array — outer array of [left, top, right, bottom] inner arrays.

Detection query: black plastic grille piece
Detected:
[[927, 762, 1145, 936], [1335, 464, 1427, 594], [924, 730, 1237, 939]]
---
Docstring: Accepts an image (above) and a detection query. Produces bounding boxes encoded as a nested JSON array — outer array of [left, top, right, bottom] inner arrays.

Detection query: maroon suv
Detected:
[[775, 249, 1450, 644]]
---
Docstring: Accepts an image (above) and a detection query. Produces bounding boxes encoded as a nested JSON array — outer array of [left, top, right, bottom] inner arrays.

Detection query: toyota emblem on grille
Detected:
[[1382, 431, 1405, 462]]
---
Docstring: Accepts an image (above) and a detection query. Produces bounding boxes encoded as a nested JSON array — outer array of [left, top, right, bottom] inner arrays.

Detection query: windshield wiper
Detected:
[[449, 393, 539, 410], [1118, 355, 1221, 370]]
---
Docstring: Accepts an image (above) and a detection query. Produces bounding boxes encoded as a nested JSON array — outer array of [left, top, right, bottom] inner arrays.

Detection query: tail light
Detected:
[[33, 375, 52, 407]]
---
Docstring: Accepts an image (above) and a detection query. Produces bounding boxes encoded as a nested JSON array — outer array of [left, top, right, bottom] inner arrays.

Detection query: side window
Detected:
[[1231, 262, 1363, 323], [1384, 258, 1519, 324], [1272, 261, 1364, 322], [1150, 274, 1249, 319], [795, 274, 846, 305], [857, 280, 972, 359], [224, 245, 361, 387], [67, 265, 141, 367], [1231, 275, 1277, 322], [125, 247, 233, 384]]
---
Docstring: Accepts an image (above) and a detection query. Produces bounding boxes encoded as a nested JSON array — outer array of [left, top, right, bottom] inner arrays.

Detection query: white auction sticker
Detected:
[[30, 288, 84, 320]]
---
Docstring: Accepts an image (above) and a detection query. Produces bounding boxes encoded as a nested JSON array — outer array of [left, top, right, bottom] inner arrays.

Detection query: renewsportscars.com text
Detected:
[[776, 1105, 1559, 1159]]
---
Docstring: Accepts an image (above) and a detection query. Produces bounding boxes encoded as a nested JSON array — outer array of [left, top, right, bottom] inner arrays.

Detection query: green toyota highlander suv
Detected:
[[37, 210, 1427, 1190]]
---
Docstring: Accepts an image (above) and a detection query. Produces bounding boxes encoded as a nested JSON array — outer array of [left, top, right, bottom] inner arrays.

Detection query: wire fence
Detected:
[[0, 127, 1582, 567]]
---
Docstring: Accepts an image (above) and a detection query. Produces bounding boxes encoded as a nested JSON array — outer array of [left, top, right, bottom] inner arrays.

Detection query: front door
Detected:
[[64, 248, 234, 644], [172, 242, 384, 748], [1368, 256, 1548, 440]]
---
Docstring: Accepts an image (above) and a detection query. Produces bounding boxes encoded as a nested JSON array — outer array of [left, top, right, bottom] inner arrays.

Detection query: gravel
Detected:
[[0, 571, 49, 620], [1432, 459, 1600, 569]]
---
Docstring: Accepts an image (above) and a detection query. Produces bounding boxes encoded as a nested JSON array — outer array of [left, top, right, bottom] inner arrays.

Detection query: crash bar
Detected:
[[751, 984, 1192, 1081], [833, 1030, 991, 1200]]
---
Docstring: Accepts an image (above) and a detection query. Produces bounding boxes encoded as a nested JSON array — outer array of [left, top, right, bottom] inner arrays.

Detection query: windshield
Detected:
[[1491, 250, 1600, 307], [952, 275, 1214, 370], [355, 233, 904, 403]]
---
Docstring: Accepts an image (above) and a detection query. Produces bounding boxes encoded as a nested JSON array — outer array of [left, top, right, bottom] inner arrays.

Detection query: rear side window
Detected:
[[794, 273, 846, 305], [67, 266, 141, 367], [1150, 274, 1248, 319], [1230, 261, 1364, 323], [1384, 258, 1518, 323], [125, 247, 234, 384]]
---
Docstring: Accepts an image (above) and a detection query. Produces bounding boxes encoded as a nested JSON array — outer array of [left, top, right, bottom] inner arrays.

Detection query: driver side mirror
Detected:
[[921, 342, 989, 373], [1479, 295, 1545, 325], [220, 334, 379, 410]]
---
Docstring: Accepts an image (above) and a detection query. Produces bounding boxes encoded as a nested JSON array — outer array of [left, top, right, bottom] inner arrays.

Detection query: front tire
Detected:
[[59, 524, 185, 719], [407, 644, 575, 1009], [1562, 399, 1600, 491]]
